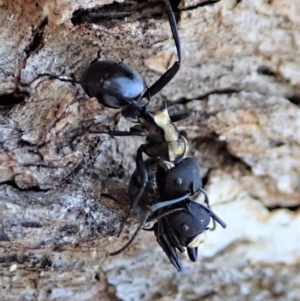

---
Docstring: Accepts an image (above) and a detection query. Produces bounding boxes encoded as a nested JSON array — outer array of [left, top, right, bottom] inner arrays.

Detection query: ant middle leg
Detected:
[[89, 125, 147, 137]]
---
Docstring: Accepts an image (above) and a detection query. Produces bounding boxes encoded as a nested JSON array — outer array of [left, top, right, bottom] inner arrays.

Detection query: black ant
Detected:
[[36, 0, 185, 216], [32, 0, 227, 270]]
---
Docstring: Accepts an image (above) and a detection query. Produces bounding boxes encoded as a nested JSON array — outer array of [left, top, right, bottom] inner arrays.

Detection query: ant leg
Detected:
[[146, 208, 184, 223], [169, 110, 195, 123], [156, 219, 183, 271], [100, 193, 129, 236], [210, 220, 216, 231], [109, 210, 151, 256], [198, 203, 227, 229], [90, 131, 145, 137], [199, 188, 211, 208], [146, 216, 185, 254], [128, 145, 149, 211], [199, 188, 217, 230], [166, 226, 185, 252], [109, 194, 189, 256], [33, 72, 134, 103], [145, 0, 181, 97], [89, 125, 146, 137], [149, 193, 190, 213], [109, 201, 186, 256], [33, 73, 76, 83]]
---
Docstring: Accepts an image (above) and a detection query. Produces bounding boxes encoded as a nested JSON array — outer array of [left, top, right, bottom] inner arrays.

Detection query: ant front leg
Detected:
[[145, 0, 181, 98]]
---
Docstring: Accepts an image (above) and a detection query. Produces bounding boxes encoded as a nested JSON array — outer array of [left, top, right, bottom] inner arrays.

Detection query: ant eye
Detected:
[[175, 177, 182, 185], [182, 224, 189, 232]]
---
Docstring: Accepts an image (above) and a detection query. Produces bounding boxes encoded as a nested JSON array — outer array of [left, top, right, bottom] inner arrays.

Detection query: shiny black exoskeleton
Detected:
[[40, 0, 180, 114], [36, 1, 185, 207], [151, 200, 219, 271], [80, 0, 181, 111], [82, 1, 227, 268], [80, 60, 146, 109], [84, 0, 186, 204], [34, 0, 226, 270], [109, 157, 226, 271], [92, 101, 189, 219], [36, 0, 185, 209]]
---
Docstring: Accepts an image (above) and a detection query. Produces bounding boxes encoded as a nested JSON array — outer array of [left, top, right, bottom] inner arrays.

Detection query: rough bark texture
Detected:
[[0, 0, 300, 300]]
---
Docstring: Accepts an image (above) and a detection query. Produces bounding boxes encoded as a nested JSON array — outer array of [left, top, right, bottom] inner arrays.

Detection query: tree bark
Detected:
[[0, 0, 300, 300]]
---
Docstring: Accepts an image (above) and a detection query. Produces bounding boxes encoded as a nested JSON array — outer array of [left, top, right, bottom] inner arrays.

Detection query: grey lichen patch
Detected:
[[1, 76, 118, 188], [0, 180, 125, 248], [0, 64, 127, 246]]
